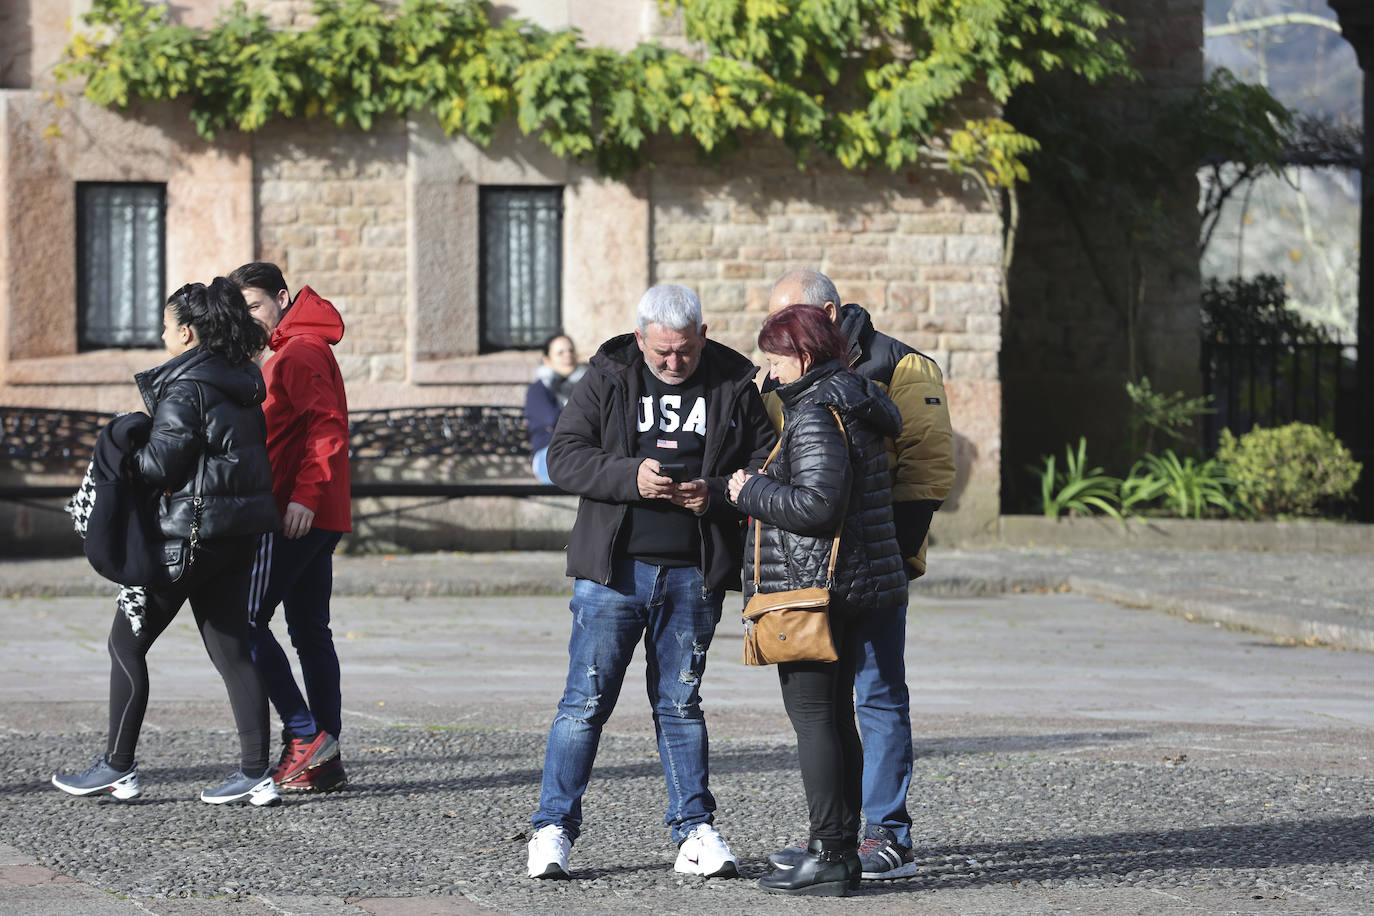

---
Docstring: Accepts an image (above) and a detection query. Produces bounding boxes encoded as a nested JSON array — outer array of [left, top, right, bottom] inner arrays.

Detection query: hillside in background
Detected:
[[1202, 0, 1359, 339]]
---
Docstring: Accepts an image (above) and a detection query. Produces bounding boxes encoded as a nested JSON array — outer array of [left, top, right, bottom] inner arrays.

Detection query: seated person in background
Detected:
[[524, 333, 585, 484]]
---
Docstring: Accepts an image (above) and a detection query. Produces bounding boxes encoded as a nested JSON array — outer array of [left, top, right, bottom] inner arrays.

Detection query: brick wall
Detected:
[[254, 120, 409, 387], [648, 141, 1004, 542]]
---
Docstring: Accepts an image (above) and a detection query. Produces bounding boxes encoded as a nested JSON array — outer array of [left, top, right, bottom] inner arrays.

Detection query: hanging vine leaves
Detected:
[[57, 0, 1137, 182]]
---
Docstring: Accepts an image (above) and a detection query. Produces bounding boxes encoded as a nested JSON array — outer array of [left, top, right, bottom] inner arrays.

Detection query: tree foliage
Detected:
[[58, 0, 1136, 181]]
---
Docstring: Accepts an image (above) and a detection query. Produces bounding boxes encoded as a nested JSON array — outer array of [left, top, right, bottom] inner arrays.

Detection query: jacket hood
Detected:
[[271, 285, 345, 350], [778, 359, 902, 439], [837, 303, 873, 364], [135, 347, 266, 412], [590, 332, 760, 386]]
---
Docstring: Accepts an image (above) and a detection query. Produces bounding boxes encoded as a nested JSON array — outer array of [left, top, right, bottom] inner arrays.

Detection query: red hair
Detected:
[[757, 304, 850, 368]]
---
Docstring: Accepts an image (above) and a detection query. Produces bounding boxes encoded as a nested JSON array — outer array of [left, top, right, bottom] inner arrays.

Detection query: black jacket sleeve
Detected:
[[133, 382, 203, 490], [736, 406, 849, 536], [546, 372, 643, 503], [702, 381, 778, 521]]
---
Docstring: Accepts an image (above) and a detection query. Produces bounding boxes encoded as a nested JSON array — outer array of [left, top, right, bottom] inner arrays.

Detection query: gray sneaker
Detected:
[[51, 755, 141, 800], [200, 770, 281, 806], [859, 825, 917, 879]]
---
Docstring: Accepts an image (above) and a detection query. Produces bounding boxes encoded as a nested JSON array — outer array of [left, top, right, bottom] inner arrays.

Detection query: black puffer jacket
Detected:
[[133, 347, 281, 541], [737, 360, 907, 614]]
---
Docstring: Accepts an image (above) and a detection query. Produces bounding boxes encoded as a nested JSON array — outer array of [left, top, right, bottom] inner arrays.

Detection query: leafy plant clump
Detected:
[[1125, 450, 1237, 520], [1217, 423, 1362, 518], [56, 0, 1137, 180], [1030, 437, 1121, 520]]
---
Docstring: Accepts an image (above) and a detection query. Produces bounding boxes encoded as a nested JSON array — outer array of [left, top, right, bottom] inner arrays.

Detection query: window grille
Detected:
[[480, 186, 563, 351], [77, 182, 166, 349]]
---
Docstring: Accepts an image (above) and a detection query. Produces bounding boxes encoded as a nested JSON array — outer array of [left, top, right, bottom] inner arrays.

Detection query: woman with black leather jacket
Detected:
[[728, 304, 907, 896], [52, 279, 283, 807]]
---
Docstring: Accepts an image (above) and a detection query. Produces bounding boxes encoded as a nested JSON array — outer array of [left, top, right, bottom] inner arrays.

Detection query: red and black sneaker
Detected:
[[271, 730, 340, 789], [291, 755, 348, 793]]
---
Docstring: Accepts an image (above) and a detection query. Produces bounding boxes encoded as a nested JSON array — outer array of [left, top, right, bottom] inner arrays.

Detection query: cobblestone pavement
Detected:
[[2, 576, 1372, 915]]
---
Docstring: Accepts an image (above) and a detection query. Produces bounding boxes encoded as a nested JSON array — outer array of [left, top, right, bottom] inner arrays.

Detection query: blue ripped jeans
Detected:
[[533, 557, 724, 844]]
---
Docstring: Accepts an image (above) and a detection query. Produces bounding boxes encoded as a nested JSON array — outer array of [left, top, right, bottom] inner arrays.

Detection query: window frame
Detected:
[[478, 185, 564, 353], [76, 181, 167, 351]]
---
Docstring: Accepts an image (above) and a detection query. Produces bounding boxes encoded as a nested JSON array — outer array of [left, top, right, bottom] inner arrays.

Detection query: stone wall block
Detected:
[[888, 236, 945, 264], [887, 283, 930, 312], [948, 349, 996, 380], [932, 283, 1000, 314], [721, 262, 764, 279], [826, 246, 888, 266], [362, 225, 406, 249], [321, 184, 353, 206], [967, 314, 1001, 335], [259, 203, 299, 226], [655, 261, 716, 280], [946, 235, 1003, 266]]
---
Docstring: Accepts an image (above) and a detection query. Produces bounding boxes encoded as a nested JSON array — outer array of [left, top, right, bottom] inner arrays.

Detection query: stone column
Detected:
[[1329, 1, 1374, 518], [1324, 0, 1368, 516]]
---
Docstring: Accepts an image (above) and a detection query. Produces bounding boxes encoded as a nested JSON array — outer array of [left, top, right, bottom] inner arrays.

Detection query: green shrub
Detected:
[[1216, 424, 1362, 518]]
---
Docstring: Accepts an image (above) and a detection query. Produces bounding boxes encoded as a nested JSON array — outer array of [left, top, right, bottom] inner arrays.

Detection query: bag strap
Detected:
[[752, 406, 848, 587], [186, 384, 207, 560]]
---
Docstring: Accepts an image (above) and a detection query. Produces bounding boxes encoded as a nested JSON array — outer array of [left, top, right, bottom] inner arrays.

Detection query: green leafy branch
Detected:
[[57, 0, 1137, 180]]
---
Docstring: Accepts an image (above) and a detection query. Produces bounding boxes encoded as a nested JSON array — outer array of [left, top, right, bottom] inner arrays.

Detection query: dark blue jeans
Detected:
[[533, 557, 725, 844], [248, 529, 344, 740]]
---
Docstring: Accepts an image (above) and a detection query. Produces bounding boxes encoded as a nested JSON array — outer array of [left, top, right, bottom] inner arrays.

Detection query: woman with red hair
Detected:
[[728, 304, 907, 895]]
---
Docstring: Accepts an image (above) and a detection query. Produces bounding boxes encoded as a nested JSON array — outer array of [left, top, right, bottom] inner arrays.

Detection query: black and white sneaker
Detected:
[[200, 770, 281, 806], [52, 755, 141, 800], [859, 825, 917, 879]]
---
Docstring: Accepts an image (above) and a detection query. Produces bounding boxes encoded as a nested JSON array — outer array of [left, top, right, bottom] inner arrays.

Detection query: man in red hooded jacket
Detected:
[[230, 262, 352, 793]]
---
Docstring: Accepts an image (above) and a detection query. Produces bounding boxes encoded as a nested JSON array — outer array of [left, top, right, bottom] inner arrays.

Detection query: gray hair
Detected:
[[772, 269, 839, 308], [637, 284, 703, 334]]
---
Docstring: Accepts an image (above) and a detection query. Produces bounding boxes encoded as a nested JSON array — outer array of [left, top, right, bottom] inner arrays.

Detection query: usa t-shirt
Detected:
[[623, 363, 708, 566]]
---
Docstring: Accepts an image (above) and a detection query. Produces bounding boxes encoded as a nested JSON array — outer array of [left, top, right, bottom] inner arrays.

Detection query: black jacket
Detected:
[[133, 347, 281, 541], [739, 360, 908, 614], [547, 333, 777, 592]]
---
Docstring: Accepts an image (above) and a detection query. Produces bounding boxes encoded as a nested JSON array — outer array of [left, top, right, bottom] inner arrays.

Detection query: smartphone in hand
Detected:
[[658, 462, 689, 483]]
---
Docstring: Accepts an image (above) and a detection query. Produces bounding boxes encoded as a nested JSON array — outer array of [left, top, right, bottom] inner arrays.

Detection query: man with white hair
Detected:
[[527, 284, 776, 881]]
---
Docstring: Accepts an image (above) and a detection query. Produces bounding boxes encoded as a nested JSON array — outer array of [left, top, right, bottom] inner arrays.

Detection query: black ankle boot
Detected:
[[758, 839, 854, 896]]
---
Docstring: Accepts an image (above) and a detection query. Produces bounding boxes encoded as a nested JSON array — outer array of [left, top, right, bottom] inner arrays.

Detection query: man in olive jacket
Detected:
[[526, 284, 776, 881], [765, 269, 956, 880]]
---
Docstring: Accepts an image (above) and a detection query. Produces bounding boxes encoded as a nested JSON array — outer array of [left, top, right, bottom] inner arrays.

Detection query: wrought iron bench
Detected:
[[0, 405, 563, 500]]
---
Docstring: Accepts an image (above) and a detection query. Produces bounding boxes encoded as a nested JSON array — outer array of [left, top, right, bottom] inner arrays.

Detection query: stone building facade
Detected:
[[1, 0, 1206, 549]]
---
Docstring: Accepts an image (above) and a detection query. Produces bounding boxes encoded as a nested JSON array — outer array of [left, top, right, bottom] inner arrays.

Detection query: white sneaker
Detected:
[[527, 825, 572, 879], [674, 823, 740, 877]]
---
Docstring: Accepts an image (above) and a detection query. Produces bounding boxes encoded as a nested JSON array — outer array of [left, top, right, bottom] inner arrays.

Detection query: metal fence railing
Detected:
[[1200, 341, 1357, 452]]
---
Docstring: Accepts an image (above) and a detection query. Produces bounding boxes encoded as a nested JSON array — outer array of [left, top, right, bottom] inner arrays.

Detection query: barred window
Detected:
[[77, 182, 166, 350], [480, 186, 563, 351]]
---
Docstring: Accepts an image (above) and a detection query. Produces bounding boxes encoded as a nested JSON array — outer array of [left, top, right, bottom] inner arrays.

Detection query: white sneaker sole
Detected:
[[674, 854, 740, 878], [51, 772, 141, 801], [200, 776, 281, 806]]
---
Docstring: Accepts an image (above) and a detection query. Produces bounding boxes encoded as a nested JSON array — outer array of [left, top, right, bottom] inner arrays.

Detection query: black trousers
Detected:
[[105, 535, 269, 776], [776, 608, 863, 845]]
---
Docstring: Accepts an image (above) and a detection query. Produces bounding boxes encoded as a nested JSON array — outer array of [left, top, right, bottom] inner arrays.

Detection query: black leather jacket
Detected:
[[737, 360, 908, 614], [133, 347, 281, 541]]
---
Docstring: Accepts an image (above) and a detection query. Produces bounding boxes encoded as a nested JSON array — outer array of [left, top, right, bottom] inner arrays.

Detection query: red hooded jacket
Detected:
[[262, 286, 352, 532]]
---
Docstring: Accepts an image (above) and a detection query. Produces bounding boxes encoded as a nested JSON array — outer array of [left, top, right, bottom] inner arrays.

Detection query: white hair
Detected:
[[637, 284, 703, 334]]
